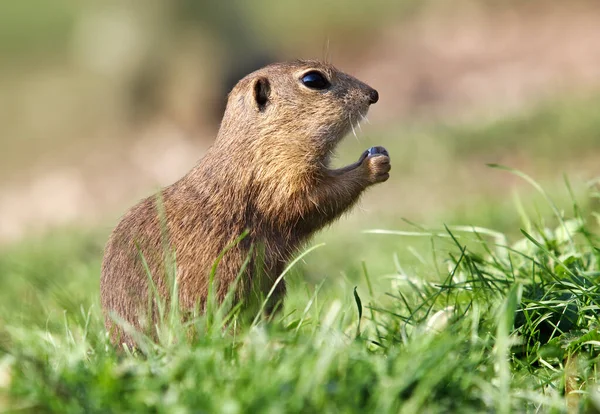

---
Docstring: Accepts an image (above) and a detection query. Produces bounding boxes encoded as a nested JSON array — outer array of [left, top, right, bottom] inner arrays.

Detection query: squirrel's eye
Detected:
[[300, 71, 330, 90]]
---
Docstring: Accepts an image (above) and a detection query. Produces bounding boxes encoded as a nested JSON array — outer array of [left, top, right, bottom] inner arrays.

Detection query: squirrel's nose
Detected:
[[368, 88, 379, 105]]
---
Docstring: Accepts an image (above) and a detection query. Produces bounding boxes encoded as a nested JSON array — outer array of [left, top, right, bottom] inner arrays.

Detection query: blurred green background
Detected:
[[0, 0, 599, 274]]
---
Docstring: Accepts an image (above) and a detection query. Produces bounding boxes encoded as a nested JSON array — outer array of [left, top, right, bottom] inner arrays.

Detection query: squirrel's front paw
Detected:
[[359, 146, 391, 184]]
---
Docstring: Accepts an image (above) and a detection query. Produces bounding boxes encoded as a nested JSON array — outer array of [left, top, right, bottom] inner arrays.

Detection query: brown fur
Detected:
[[100, 60, 390, 347]]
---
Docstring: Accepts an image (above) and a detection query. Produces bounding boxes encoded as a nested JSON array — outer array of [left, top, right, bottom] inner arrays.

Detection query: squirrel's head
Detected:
[[218, 60, 378, 165]]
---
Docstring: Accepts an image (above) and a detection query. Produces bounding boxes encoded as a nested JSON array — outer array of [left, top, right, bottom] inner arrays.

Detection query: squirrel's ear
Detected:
[[253, 77, 270, 111]]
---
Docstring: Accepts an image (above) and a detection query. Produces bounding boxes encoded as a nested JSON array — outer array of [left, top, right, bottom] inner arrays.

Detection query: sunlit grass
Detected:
[[0, 172, 598, 412]]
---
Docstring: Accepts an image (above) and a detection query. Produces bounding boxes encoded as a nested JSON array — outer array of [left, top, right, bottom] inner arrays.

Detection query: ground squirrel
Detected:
[[100, 60, 390, 347]]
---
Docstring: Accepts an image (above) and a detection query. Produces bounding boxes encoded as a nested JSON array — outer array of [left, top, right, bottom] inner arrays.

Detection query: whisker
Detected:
[[322, 37, 331, 63], [349, 115, 359, 142]]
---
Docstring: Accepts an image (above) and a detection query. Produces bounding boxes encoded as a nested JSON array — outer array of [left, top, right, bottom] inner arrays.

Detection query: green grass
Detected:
[[0, 172, 599, 413]]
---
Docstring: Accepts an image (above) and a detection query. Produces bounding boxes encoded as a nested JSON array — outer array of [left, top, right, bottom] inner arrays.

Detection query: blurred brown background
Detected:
[[1, 0, 599, 244]]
